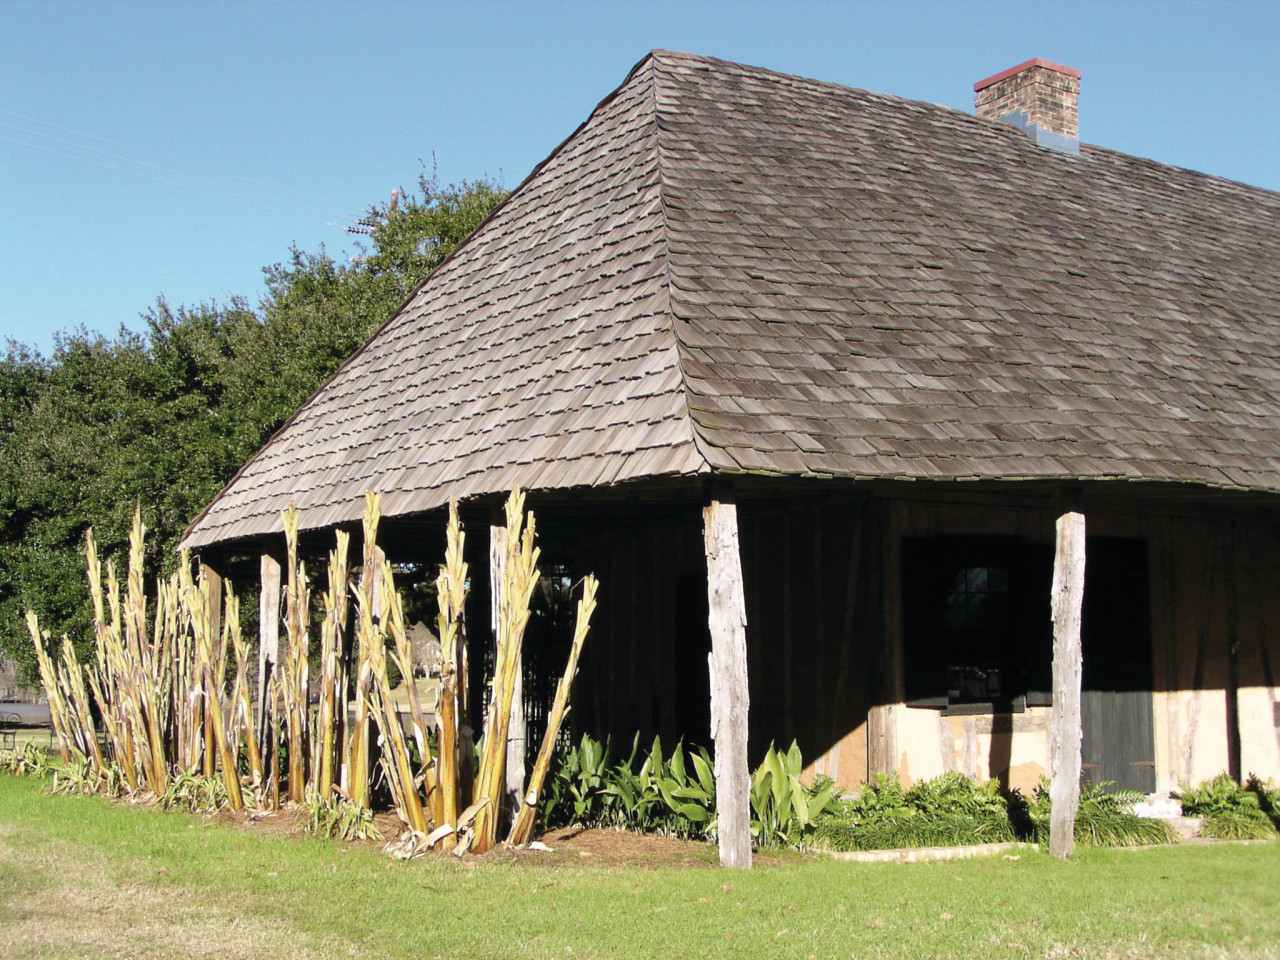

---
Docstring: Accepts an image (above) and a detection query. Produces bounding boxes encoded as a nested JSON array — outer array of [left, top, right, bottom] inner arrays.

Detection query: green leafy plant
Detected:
[[49, 758, 130, 798], [813, 771, 1015, 852], [542, 734, 838, 847], [1245, 774, 1280, 825], [541, 733, 614, 829], [1176, 773, 1279, 840], [749, 741, 837, 848], [542, 734, 717, 840], [0, 742, 50, 778], [302, 786, 382, 841], [1028, 780, 1175, 847], [158, 773, 230, 813]]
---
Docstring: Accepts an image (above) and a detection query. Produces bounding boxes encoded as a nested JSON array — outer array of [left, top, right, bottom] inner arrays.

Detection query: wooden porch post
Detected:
[[365, 542, 387, 620], [258, 541, 283, 764], [704, 491, 752, 869], [1049, 492, 1086, 859], [492, 510, 526, 824], [199, 555, 224, 778]]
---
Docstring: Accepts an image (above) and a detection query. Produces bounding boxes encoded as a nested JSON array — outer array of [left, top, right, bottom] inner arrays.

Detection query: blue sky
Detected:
[[3, 1, 1277, 355]]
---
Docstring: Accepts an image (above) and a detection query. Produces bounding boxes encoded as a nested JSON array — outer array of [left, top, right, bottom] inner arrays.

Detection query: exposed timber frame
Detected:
[[703, 488, 752, 869], [1049, 489, 1086, 859]]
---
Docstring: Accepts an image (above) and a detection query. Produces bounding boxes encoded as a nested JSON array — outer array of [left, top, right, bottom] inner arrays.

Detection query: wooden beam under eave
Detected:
[[1049, 496, 1086, 859], [704, 495, 752, 869]]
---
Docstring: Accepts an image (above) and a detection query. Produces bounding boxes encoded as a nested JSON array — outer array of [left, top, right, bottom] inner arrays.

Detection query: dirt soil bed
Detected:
[[206, 804, 792, 868]]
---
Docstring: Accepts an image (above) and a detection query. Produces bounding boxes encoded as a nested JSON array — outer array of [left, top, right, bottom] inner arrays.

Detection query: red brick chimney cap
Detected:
[[974, 58, 1082, 92]]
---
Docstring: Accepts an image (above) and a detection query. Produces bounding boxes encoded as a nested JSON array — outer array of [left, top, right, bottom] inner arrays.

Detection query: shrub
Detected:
[[541, 734, 832, 847], [1028, 780, 1176, 847], [1176, 773, 1279, 840], [749, 742, 838, 847], [1245, 774, 1280, 825], [0, 742, 50, 778], [812, 772, 1015, 852], [158, 773, 230, 813], [303, 786, 382, 840]]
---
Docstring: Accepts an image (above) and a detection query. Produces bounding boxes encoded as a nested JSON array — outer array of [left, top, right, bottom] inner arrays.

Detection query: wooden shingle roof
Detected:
[[182, 51, 1280, 548]]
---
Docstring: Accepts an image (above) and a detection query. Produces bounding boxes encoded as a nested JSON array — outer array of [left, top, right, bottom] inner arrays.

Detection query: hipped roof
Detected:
[[183, 50, 1280, 549]]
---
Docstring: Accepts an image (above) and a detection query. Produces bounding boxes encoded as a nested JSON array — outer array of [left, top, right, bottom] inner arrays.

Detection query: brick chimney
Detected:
[[974, 58, 1081, 155]]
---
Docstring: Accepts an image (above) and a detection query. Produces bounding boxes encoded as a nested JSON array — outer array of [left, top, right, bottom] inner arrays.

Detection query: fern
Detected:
[[1176, 774, 1278, 840]]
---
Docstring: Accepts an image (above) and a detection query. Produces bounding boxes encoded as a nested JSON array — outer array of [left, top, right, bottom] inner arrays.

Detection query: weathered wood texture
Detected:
[[879, 496, 1280, 794], [566, 517, 703, 747], [1153, 512, 1280, 789], [184, 51, 1280, 554], [704, 498, 752, 869], [490, 516, 525, 821], [550, 496, 874, 792], [739, 498, 873, 790], [257, 546, 282, 716], [1049, 509, 1086, 859]]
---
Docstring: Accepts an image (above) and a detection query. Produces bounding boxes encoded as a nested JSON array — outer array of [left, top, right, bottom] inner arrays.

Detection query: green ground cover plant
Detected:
[[1176, 773, 1280, 840], [1026, 780, 1177, 847], [3, 771, 1278, 960], [540, 735, 834, 845], [812, 771, 1017, 852]]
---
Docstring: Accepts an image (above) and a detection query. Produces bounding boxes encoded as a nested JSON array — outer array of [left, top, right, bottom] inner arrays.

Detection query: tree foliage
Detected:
[[0, 173, 507, 680]]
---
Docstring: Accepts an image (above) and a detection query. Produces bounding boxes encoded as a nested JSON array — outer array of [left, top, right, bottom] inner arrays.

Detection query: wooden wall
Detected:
[[882, 497, 1280, 794], [515, 490, 1280, 797], [737, 498, 875, 792]]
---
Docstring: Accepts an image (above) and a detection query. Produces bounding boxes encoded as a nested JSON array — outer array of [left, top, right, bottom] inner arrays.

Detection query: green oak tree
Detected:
[[0, 173, 507, 679]]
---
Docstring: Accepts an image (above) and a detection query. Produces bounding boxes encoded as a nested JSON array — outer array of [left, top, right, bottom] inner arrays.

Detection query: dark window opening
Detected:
[[902, 536, 1052, 713]]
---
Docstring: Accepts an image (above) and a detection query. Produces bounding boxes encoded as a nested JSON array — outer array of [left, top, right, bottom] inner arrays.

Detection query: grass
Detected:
[[2, 771, 1279, 960]]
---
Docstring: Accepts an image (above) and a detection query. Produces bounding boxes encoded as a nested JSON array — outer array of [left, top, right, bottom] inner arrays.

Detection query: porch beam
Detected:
[[1049, 494, 1086, 859], [703, 493, 752, 869]]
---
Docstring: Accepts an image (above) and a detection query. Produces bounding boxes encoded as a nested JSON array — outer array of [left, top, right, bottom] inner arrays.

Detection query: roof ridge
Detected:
[[649, 52, 715, 476]]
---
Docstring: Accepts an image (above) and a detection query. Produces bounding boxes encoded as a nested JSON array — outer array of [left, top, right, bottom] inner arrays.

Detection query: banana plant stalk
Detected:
[[472, 488, 540, 854], [508, 574, 598, 846], [349, 492, 382, 810], [227, 590, 263, 791], [315, 531, 350, 800], [364, 581, 429, 837], [382, 562, 438, 825], [183, 560, 243, 810], [434, 498, 468, 848], [280, 504, 311, 803]]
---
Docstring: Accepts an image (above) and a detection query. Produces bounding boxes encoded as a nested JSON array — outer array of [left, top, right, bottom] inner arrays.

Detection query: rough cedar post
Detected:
[[258, 541, 283, 755], [704, 489, 752, 869], [366, 542, 387, 620], [492, 509, 525, 824], [1049, 490, 1086, 859], [199, 555, 224, 650], [199, 555, 224, 778]]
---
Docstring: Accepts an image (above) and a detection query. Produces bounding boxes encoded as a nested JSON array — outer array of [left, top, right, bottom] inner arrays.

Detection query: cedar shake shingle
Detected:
[[182, 51, 1280, 548]]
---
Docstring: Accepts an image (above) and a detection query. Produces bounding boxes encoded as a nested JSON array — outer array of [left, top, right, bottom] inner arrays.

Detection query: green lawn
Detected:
[[1, 771, 1277, 960]]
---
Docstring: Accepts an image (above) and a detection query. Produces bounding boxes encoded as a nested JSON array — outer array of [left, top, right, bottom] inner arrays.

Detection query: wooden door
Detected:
[[1080, 538, 1156, 793]]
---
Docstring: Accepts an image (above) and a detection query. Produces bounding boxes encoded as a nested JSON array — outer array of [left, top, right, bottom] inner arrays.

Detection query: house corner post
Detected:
[[491, 508, 525, 825], [257, 540, 284, 757], [703, 488, 752, 869], [198, 553, 225, 778], [1049, 489, 1086, 859]]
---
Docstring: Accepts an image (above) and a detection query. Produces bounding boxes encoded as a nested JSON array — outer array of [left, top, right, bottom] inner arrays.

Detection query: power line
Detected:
[[0, 134, 346, 227], [0, 107, 365, 217]]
